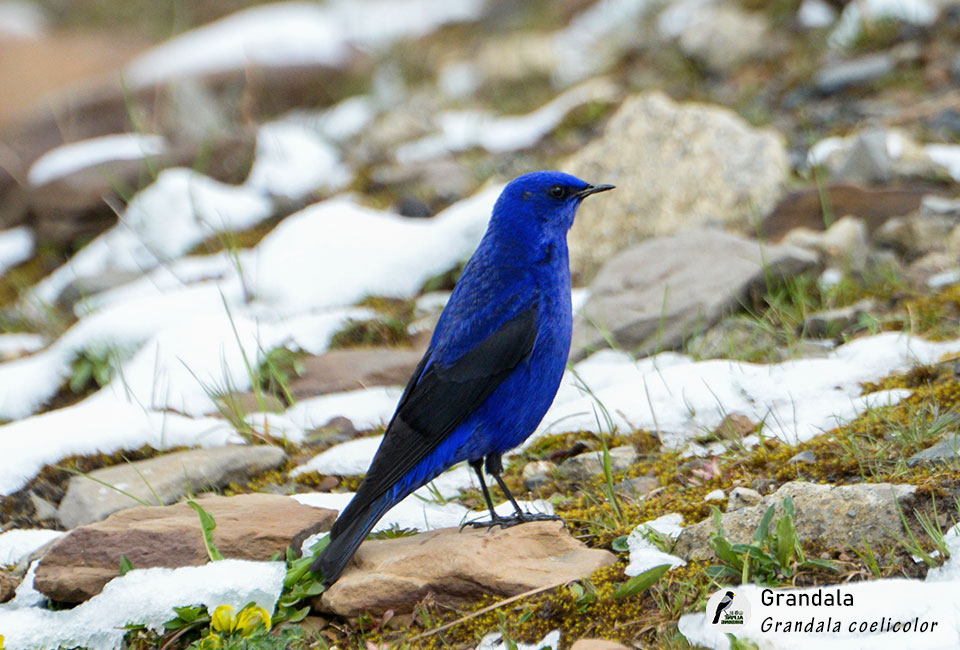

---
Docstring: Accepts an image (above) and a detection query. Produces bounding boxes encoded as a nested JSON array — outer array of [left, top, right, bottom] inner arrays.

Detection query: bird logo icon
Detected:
[[707, 588, 750, 626], [712, 591, 736, 624]]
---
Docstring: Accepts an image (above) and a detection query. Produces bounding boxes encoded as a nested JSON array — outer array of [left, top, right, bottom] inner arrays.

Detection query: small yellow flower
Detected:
[[210, 604, 237, 633], [199, 632, 223, 650], [236, 605, 272, 635], [1, 633, 5, 649]]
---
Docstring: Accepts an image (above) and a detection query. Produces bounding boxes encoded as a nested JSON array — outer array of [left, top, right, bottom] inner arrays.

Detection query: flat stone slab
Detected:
[[674, 481, 916, 561], [36, 494, 336, 603], [317, 521, 616, 616], [571, 230, 818, 360], [908, 434, 960, 466], [56, 445, 288, 528]]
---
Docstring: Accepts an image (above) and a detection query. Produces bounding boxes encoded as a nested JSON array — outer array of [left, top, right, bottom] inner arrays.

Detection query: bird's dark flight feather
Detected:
[[327, 302, 539, 540]]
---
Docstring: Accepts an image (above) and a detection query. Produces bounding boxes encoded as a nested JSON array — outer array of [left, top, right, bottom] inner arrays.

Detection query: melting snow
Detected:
[[0, 226, 34, 277], [395, 80, 617, 162], [626, 513, 687, 576], [26, 134, 167, 187], [124, 0, 487, 87], [829, 0, 937, 49], [0, 529, 64, 566], [245, 119, 351, 200], [0, 560, 285, 650]]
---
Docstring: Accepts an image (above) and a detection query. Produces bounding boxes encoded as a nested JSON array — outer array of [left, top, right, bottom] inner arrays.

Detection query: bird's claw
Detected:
[[462, 512, 564, 530]]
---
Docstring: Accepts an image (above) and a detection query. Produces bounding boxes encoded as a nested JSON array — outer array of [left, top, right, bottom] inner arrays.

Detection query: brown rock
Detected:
[[0, 570, 18, 604], [570, 640, 630, 650], [674, 481, 915, 561], [318, 521, 616, 616], [760, 184, 934, 242], [35, 494, 336, 603], [712, 413, 757, 440], [288, 347, 425, 399]]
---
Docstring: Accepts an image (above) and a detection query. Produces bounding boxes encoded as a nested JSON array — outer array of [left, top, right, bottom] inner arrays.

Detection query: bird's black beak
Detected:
[[575, 184, 615, 199]]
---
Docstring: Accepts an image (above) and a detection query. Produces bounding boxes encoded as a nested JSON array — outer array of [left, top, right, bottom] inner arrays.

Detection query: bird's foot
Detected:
[[463, 511, 563, 530]]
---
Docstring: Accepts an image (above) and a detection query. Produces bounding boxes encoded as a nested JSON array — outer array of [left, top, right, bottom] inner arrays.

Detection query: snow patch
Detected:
[[125, 0, 487, 87], [0, 560, 285, 650], [27, 134, 166, 187], [0, 529, 63, 566], [0, 226, 34, 277]]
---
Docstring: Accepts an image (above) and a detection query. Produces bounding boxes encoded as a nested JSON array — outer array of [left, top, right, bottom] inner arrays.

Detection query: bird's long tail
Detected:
[[310, 490, 396, 584]]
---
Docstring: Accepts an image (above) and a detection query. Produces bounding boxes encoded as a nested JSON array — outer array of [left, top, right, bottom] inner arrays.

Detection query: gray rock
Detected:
[[835, 128, 893, 183], [802, 299, 878, 339], [571, 230, 818, 361], [679, 6, 769, 73], [56, 445, 288, 528], [727, 487, 762, 511], [522, 460, 557, 491], [907, 434, 960, 467], [615, 475, 659, 499], [815, 54, 895, 94], [675, 481, 916, 561], [784, 216, 869, 272], [788, 450, 817, 464], [558, 445, 638, 481], [565, 91, 789, 281]]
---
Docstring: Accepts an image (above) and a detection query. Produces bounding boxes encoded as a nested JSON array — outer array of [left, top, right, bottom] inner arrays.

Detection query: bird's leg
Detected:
[[470, 454, 561, 528], [466, 458, 504, 527], [485, 453, 526, 518]]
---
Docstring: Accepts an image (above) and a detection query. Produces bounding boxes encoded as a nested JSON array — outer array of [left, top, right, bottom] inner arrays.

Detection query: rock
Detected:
[[810, 129, 946, 185], [761, 184, 930, 242], [616, 475, 659, 499], [906, 251, 956, 286], [56, 445, 288, 528], [712, 413, 756, 440], [304, 416, 360, 449], [687, 316, 785, 361], [874, 213, 955, 258], [35, 494, 336, 603], [678, 5, 769, 73], [675, 481, 916, 561], [558, 445, 638, 481], [522, 460, 557, 491], [317, 521, 616, 616], [570, 640, 630, 650], [727, 487, 762, 512], [286, 347, 425, 400], [571, 230, 818, 361], [0, 571, 17, 604], [802, 299, 879, 339], [784, 216, 869, 272], [948, 222, 960, 258], [565, 92, 789, 280], [907, 434, 960, 466], [814, 53, 895, 94], [788, 450, 817, 464]]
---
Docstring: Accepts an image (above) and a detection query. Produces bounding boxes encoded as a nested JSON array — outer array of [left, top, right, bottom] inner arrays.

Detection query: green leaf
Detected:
[[187, 500, 224, 561], [800, 558, 841, 572], [119, 555, 134, 576], [613, 563, 671, 599], [754, 504, 776, 544], [612, 535, 629, 553], [775, 514, 797, 568], [69, 362, 93, 393]]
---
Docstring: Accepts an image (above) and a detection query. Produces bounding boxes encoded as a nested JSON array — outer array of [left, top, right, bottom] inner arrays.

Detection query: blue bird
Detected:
[[311, 170, 614, 584]]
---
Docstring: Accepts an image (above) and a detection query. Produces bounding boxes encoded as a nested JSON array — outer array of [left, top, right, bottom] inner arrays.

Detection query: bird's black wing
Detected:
[[330, 303, 539, 534]]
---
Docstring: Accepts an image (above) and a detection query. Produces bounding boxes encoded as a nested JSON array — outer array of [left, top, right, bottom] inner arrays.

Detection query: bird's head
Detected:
[[491, 170, 614, 244]]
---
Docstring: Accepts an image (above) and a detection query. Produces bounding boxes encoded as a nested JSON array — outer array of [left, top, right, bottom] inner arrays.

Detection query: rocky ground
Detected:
[[3, 0, 960, 649]]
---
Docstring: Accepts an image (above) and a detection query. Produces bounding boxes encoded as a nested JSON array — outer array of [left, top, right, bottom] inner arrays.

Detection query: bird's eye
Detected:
[[548, 185, 566, 199]]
